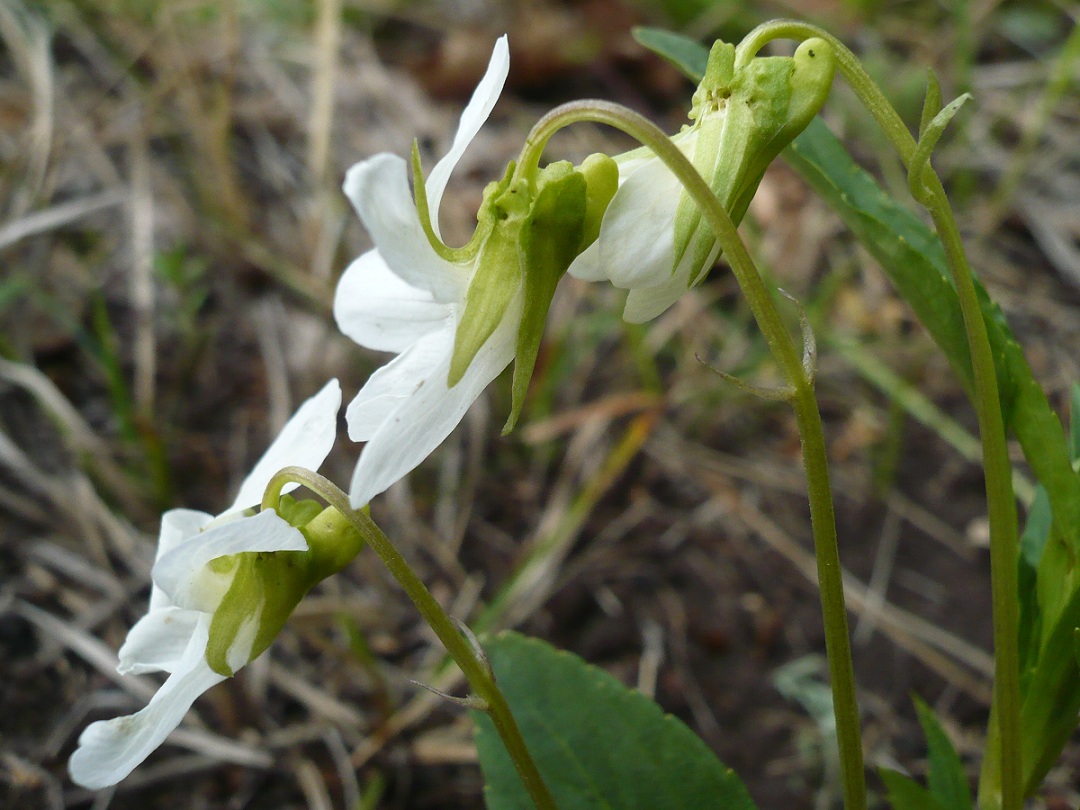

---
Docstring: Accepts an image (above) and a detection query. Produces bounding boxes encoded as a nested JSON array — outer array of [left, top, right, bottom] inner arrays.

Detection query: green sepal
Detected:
[[504, 161, 587, 434], [204, 502, 366, 677], [448, 162, 528, 388], [920, 69, 943, 138], [275, 493, 324, 530], [576, 153, 619, 252], [672, 37, 835, 287], [205, 548, 310, 676]]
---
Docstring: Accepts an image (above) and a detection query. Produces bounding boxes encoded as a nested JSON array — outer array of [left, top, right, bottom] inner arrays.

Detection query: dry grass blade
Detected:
[[0, 0, 53, 209], [0, 189, 128, 251]]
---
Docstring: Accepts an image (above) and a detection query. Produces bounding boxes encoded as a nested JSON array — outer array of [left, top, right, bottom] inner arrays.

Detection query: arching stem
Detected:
[[262, 468, 557, 810], [518, 100, 868, 810], [736, 21, 1021, 810]]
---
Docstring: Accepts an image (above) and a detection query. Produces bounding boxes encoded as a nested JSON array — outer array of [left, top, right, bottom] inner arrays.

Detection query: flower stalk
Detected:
[[518, 99, 868, 810], [261, 466, 556, 810], [736, 21, 1022, 810]]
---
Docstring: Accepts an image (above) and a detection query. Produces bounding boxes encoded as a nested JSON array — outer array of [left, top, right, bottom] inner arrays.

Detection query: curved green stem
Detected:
[[261, 468, 556, 810], [738, 21, 1022, 810], [519, 100, 868, 810]]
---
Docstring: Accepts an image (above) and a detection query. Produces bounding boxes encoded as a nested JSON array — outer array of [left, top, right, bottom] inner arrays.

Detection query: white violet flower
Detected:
[[568, 38, 835, 323], [335, 36, 613, 509], [69, 379, 351, 789]]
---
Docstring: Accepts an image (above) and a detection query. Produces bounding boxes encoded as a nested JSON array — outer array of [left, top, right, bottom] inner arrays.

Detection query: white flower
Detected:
[[568, 38, 835, 323], [334, 37, 520, 509], [69, 380, 342, 790]]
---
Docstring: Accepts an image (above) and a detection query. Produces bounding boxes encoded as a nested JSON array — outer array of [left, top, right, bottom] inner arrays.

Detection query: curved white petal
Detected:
[[425, 35, 510, 240], [566, 240, 605, 281], [225, 379, 341, 516], [343, 154, 466, 302], [151, 510, 213, 610], [344, 325, 454, 443], [69, 616, 226, 790], [118, 607, 201, 675], [598, 157, 683, 289], [152, 510, 307, 612], [621, 238, 719, 323], [348, 296, 520, 508], [334, 249, 453, 354], [622, 278, 689, 324]]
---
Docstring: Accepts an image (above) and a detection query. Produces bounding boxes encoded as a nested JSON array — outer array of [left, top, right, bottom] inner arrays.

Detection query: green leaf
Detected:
[[1018, 486, 1052, 676], [784, 118, 1080, 626], [879, 769, 946, 810], [784, 116, 1080, 796], [631, 26, 707, 81], [912, 697, 973, 809], [474, 632, 758, 810], [1070, 383, 1080, 462]]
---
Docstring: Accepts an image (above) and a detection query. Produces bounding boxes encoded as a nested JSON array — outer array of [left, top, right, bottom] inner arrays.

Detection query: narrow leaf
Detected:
[[784, 116, 1080, 795], [912, 697, 973, 810], [784, 118, 1080, 600], [1070, 383, 1080, 462], [879, 769, 946, 810], [631, 26, 708, 81]]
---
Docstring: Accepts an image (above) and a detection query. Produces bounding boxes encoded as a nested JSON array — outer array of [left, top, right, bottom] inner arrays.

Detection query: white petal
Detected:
[[598, 157, 683, 289], [118, 607, 201, 675], [348, 296, 520, 508], [152, 510, 308, 612], [334, 249, 453, 353], [566, 240, 605, 282], [622, 278, 689, 323], [345, 325, 452, 443], [68, 616, 226, 790], [225, 379, 341, 516], [150, 510, 213, 610], [424, 35, 510, 240], [621, 239, 719, 323], [343, 154, 466, 302]]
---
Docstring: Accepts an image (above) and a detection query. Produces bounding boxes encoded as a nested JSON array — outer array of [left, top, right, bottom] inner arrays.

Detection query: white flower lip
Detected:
[[69, 380, 341, 790], [335, 35, 519, 510], [566, 128, 718, 323]]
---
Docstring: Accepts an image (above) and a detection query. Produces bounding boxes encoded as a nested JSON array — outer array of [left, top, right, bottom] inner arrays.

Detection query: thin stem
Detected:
[[519, 100, 868, 810], [262, 468, 557, 810], [738, 21, 1022, 810]]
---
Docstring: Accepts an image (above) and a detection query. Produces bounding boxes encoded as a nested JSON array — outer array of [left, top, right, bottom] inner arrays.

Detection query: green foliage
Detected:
[[474, 632, 758, 810], [635, 25, 1080, 799], [880, 770, 945, 810], [881, 698, 972, 810], [783, 117, 1080, 628], [631, 27, 708, 80], [912, 697, 973, 810]]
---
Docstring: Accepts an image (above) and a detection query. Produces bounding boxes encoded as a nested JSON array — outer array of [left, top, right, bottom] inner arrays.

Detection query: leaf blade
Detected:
[[474, 632, 758, 810]]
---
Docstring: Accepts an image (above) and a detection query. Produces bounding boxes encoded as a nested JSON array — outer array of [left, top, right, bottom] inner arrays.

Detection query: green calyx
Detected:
[[673, 36, 835, 285], [505, 160, 587, 433], [204, 498, 365, 677], [447, 159, 593, 432], [448, 162, 531, 388], [577, 153, 619, 252]]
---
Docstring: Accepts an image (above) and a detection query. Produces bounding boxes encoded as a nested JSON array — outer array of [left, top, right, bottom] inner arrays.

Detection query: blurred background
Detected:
[[2, 0, 1079, 807]]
